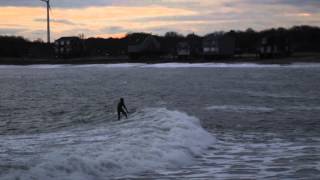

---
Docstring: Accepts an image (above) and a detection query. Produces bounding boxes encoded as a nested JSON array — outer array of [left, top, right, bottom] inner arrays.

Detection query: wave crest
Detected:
[[3, 108, 213, 180]]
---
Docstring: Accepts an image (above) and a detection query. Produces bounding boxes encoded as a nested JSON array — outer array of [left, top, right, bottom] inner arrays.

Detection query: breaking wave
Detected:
[[2, 108, 214, 180]]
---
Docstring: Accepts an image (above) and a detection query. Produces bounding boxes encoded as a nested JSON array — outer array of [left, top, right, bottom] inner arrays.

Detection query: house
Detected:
[[259, 35, 291, 58], [176, 42, 190, 59], [202, 34, 235, 58], [187, 35, 203, 58], [54, 37, 84, 58], [128, 35, 162, 60]]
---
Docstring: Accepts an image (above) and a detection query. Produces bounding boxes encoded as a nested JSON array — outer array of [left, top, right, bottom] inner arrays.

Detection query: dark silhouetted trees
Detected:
[[0, 36, 30, 57], [0, 25, 319, 61]]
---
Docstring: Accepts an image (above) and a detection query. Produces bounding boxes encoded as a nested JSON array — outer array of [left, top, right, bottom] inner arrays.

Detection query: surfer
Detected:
[[117, 98, 128, 120]]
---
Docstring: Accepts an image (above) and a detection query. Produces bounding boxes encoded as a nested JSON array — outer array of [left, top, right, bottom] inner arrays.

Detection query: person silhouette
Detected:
[[117, 98, 128, 120]]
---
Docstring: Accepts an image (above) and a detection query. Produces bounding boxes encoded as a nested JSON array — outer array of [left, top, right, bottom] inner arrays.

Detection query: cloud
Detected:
[[0, 0, 319, 40], [0, 0, 173, 8], [34, 18, 77, 25], [100, 26, 131, 34], [0, 0, 320, 13], [244, 0, 320, 7], [0, 28, 27, 35], [242, 0, 320, 13], [0, 0, 39, 7], [0, 0, 109, 8]]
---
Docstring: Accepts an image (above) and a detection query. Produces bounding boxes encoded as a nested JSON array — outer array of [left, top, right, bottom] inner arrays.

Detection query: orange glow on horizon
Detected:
[[95, 33, 126, 39], [1, 2, 320, 40], [297, 13, 312, 17], [0, 6, 197, 40]]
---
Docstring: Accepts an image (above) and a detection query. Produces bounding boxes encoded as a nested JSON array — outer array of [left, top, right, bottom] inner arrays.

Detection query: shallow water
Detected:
[[0, 63, 319, 179]]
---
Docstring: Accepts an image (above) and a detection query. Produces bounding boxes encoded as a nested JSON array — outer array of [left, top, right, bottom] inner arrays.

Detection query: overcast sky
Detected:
[[0, 0, 319, 40]]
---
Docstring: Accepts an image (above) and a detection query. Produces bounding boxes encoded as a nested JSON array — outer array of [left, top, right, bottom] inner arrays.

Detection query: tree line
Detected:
[[0, 25, 319, 59]]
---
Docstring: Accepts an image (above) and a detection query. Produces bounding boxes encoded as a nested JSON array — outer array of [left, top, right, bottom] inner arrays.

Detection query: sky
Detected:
[[0, 0, 319, 40]]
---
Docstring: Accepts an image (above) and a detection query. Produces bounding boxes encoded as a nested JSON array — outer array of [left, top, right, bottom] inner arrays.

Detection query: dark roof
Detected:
[[127, 33, 153, 46], [128, 35, 161, 53], [261, 35, 290, 45]]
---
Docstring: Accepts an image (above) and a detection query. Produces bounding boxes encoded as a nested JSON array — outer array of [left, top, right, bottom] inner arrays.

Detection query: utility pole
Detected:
[[41, 0, 51, 44]]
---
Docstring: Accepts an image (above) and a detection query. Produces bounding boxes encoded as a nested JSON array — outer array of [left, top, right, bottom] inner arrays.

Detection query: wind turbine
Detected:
[[41, 0, 51, 44]]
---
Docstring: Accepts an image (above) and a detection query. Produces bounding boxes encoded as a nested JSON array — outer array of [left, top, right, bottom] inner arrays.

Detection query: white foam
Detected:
[[71, 63, 282, 69], [141, 63, 282, 68], [289, 63, 320, 68], [2, 108, 214, 180], [71, 62, 320, 68], [206, 105, 320, 113], [27, 64, 67, 69], [0, 64, 68, 69], [72, 63, 144, 68], [206, 105, 274, 112], [1, 62, 320, 69]]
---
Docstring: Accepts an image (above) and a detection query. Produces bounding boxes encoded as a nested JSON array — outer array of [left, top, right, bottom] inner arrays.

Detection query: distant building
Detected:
[[176, 42, 190, 59], [259, 36, 291, 58], [186, 34, 203, 59], [202, 34, 235, 58], [54, 37, 84, 58], [128, 35, 162, 60]]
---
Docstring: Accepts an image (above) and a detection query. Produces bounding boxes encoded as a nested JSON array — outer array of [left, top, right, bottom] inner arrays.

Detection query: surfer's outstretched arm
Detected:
[[123, 104, 129, 113]]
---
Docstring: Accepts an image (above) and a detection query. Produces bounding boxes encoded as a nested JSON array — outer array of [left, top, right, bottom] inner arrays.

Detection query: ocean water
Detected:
[[0, 63, 320, 179]]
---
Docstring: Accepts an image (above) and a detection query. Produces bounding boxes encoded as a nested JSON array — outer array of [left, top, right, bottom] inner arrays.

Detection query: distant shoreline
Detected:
[[0, 54, 319, 65]]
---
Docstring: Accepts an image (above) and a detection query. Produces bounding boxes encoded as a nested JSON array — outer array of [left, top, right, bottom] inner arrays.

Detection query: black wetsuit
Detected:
[[117, 101, 128, 120]]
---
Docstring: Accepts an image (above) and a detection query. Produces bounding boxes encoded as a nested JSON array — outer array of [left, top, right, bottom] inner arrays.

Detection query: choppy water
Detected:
[[0, 63, 320, 179]]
